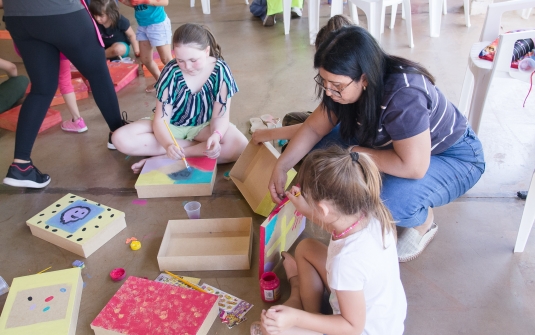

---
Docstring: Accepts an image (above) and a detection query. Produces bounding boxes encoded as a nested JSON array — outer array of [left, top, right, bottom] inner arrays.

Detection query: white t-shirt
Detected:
[[326, 218, 407, 335]]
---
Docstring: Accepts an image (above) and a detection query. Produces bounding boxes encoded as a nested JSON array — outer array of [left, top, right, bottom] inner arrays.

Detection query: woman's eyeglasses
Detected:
[[314, 74, 354, 98]]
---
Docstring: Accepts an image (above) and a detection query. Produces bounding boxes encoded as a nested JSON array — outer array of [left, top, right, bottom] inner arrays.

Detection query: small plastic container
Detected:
[[184, 201, 201, 219], [518, 57, 535, 72], [0, 276, 9, 296], [260, 271, 280, 303], [110, 268, 126, 282]]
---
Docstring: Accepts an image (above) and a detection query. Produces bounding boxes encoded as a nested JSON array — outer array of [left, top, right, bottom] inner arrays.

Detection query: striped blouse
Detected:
[[373, 71, 467, 155], [155, 58, 238, 127]]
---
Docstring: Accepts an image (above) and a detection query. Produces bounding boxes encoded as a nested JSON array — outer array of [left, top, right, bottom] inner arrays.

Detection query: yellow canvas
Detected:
[[0, 268, 83, 335]]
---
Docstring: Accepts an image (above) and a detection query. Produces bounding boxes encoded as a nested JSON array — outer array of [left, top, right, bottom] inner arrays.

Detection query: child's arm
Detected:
[[124, 27, 140, 57], [153, 89, 185, 160], [252, 124, 302, 145], [204, 84, 232, 159], [129, 0, 169, 5], [0, 58, 18, 77], [118, 0, 134, 8], [263, 290, 366, 335]]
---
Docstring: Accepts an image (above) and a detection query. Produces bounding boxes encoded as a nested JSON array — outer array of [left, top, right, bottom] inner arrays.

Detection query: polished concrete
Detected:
[[1, 0, 535, 334]]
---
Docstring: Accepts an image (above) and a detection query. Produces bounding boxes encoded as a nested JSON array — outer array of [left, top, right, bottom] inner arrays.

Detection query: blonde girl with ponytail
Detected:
[[252, 146, 407, 335]]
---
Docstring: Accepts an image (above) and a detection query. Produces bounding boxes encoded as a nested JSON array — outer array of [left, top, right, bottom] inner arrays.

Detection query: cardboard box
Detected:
[[230, 141, 297, 217], [157, 218, 253, 271], [91, 277, 218, 335], [0, 268, 83, 335], [26, 194, 127, 258], [135, 156, 217, 198], [0, 106, 61, 133]]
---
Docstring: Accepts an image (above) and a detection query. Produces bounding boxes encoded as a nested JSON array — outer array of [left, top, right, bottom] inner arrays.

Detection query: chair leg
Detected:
[[443, 0, 447, 14], [283, 0, 291, 35], [368, 1, 383, 43], [331, 0, 344, 16], [514, 170, 535, 253], [463, 0, 471, 27], [467, 69, 492, 135], [521, 7, 532, 19], [458, 65, 474, 118], [390, 4, 398, 30], [308, 0, 320, 45], [245, 0, 249, 4], [429, 0, 444, 37], [201, 0, 210, 14], [403, 0, 414, 48], [380, 4, 387, 34], [350, 3, 359, 25], [190, 0, 195, 7]]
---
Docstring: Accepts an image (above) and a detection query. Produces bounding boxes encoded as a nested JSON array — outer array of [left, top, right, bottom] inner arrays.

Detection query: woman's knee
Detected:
[[295, 238, 323, 259]]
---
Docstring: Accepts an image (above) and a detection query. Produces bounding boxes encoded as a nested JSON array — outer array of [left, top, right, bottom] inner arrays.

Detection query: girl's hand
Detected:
[[204, 134, 221, 159], [252, 128, 273, 145], [166, 144, 185, 160], [269, 166, 288, 204], [285, 186, 313, 216], [262, 306, 298, 334]]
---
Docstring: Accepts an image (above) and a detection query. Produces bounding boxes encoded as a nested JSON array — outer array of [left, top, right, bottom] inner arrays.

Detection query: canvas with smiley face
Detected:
[[26, 194, 126, 258]]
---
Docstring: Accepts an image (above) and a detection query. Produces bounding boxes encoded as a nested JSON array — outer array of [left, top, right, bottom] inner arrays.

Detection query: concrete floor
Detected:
[[1, 0, 535, 334]]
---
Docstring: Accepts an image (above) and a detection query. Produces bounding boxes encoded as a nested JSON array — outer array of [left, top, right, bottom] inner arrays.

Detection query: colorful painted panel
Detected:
[[91, 277, 218, 335], [0, 268, 82, 335], [259, 199, 306, 278], [26, 194, 124, 245], [136, 156, 217, 186]]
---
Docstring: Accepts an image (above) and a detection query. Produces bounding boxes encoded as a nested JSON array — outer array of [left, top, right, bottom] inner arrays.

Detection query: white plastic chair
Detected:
[[514, 170, 535, 252], [458, 0, 535, 134], [191, 0, 249, 15], [330, 0, 414, 48]]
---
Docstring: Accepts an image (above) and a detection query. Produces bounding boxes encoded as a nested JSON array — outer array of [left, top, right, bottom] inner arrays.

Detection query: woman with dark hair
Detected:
[[269, 26, 485, 262]]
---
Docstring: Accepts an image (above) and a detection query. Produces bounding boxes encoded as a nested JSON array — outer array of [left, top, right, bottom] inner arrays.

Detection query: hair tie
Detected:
[[350, 152, 359, 162]]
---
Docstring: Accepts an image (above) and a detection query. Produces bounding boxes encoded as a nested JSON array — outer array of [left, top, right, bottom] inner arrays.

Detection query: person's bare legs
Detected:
[[414, 208, 434, 236], [156, 44, 173, 66], [139, 41, 159, 92], [253, 239, 328, 335], [104, 42, 127, 60], [63, 92, 81, 120], [189, 124, 248, 164]]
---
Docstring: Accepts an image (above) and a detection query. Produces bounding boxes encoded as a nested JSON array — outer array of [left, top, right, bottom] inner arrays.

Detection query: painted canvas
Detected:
[[91, 276, 219, 335], [259, 199, 306, 278], [135, 156, 217, 198], [26, 194, 126, 258], [0, 268, 83, 335]]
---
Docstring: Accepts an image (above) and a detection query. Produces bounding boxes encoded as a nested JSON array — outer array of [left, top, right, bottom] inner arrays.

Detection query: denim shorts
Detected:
[[136, 17, 172, 47], [314, 125, 486, 227]]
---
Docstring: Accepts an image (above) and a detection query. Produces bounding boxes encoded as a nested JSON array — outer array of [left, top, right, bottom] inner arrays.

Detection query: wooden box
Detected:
[[91, 277, 218, 335], [26, 194, 127, 258], [135, 156, 217, 198], [157, 218, 253, 271], [0, 268, 83, 335], [230, 141, 297, 217], [0, 106, 61, 133]]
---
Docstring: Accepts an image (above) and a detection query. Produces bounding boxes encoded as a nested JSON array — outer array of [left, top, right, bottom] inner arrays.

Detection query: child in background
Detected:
[[0, 57, 29, 114], [251, 146, 407, 335], [89, 0, 140, 61], [251, 15, 354, 145], [111, 23, 248, 173], [119, 0, 172, 93]]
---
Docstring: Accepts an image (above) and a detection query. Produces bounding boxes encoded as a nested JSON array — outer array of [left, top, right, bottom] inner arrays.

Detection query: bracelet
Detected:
[[213, 130, 222, 141]]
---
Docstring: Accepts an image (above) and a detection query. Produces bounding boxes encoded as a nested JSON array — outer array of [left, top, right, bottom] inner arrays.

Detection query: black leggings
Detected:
[[5, 9, 123, 161]]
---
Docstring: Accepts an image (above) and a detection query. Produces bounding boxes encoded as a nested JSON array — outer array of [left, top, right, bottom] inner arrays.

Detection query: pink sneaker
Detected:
[[61, 117, 88, 133]]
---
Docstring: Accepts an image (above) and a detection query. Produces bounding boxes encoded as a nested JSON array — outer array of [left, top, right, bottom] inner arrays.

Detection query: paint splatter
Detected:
[[43, 306, 50, 312], [45, 296, 54, 302], [167, 168, 193, 180], [60, 288, 66, 292], [29, 304, 36, 311], [132, 199, 147, 206]]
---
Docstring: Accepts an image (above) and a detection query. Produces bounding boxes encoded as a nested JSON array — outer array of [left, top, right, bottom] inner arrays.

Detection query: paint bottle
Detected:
[[260, 272, 280, 303]]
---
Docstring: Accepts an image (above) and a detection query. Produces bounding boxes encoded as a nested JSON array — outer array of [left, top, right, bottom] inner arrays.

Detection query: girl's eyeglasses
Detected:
[[314, 74, 354, 98]]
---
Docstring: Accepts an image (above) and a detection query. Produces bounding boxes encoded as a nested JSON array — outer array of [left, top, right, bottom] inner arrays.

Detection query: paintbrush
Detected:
[[163, 120, 192, 172], [164, 271, 208, 293]]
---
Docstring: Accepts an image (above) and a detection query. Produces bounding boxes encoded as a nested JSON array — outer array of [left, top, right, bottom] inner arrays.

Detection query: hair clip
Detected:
[[350, 152, 359, 162]]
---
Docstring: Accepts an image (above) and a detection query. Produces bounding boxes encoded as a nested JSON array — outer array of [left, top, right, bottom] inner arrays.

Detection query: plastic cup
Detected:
[[184, 201, 201, 219], [0, 276, 9, 296]]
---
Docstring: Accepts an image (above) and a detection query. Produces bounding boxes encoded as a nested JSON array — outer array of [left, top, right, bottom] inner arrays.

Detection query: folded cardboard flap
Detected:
[[230, 141, 296, 216]]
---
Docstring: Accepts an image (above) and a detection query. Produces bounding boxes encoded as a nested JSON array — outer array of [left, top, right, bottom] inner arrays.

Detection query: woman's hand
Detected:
[[204, 134, 221, 159], [262, 306, 298, 334], [269, 165, 288, 204], [252, 128, 273, 145], [166, 144, 185, 160]]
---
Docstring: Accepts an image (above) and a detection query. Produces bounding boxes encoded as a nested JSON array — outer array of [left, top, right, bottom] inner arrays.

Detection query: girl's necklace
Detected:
[[332, 215, 364, 239]]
